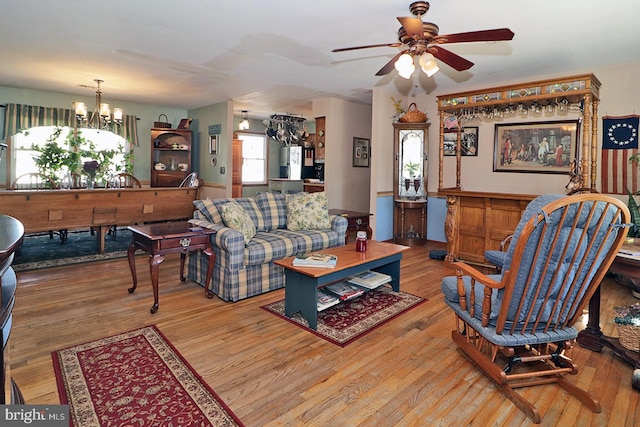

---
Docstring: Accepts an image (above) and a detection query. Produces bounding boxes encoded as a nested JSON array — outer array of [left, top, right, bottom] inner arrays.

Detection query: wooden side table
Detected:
[[127, 221, 216, 314], [328, 209, 373, 244]]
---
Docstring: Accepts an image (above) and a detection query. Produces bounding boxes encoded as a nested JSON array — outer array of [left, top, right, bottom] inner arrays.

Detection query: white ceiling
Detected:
[[1, 0, 639, 119]]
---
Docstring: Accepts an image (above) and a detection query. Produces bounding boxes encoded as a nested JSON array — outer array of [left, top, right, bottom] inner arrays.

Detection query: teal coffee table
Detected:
[[275, 241, 409, 330]]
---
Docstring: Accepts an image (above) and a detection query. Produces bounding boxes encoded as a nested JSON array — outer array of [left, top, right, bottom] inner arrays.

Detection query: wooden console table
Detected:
[[328, 209, 373, 244], [0, 187, 199, 253], [127, 221, 216, 314]]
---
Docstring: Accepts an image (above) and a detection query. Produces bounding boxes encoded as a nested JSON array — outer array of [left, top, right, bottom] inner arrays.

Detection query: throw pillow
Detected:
[[193, 198, 222, 224], [286, 192, 331, 231], [256, 192, 287, 230], [220, 201, 256, 244]]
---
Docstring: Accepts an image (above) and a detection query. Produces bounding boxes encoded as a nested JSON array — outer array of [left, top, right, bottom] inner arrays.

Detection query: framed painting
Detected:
[[209, 135, 218, 155], [493, 120, 579, 173], [444, 127, 478, 156], [353, 137, 370, 167]]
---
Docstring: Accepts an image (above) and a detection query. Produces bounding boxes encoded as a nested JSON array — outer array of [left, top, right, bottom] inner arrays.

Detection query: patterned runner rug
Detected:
[[52, 325, 243, 427], [261, 286, 426, 347]]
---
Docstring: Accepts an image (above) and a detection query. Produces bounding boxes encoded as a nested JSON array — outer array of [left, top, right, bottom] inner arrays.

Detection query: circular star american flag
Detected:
[[607, 121, 638, 146]]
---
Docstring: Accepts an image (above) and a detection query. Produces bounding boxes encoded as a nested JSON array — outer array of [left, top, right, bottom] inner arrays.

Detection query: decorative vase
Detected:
[[404, 178, 411, 192], [413, 178, 421, 193], [86, 173, 96, 189]]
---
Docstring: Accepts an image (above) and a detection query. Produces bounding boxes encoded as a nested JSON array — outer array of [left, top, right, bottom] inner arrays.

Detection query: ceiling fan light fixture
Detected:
[[394, 53, 415, 79], [419, 52, 439, 77]]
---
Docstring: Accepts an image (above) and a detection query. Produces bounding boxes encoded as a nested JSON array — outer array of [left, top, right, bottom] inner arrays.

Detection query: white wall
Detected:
[[313, 98, 372, 212]]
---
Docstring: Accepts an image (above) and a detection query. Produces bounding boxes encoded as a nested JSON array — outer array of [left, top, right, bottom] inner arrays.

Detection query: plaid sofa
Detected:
[[186, 192, 347, 302]]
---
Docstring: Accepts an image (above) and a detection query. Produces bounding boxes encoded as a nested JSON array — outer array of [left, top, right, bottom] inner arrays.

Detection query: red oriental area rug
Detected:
[[261, 286, 426, 347], [52, 325, 243, 427]]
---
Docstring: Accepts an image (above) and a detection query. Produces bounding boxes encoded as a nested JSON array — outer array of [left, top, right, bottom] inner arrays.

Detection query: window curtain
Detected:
[[3, 103, 139, 146]]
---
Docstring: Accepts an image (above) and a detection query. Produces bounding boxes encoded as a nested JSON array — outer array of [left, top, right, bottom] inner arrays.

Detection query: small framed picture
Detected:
[[209, 135, 218, 154], [353, 137, 370, 167]]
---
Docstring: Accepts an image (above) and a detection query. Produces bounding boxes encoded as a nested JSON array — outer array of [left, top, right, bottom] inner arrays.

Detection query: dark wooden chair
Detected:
[[441, 193, 631, 423], [108, 173, 142, 189]]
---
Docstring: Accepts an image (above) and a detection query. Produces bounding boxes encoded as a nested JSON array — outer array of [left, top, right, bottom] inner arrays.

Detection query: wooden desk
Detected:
[[0, 187, 199, 253], [577, 240, 640, 369], [127, 222, 216, 314], [328, 209, 373, 244]]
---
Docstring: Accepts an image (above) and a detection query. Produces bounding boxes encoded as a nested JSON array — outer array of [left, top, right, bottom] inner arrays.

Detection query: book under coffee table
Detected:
[[274, 241, 409, 330]]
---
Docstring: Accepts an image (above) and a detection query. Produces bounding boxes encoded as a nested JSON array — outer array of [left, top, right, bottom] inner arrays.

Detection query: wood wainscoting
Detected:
[[438, 188, 536, 264]]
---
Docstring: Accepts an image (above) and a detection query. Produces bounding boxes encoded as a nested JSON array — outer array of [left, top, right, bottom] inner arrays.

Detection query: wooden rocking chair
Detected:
[[441, 193, 631, 423]]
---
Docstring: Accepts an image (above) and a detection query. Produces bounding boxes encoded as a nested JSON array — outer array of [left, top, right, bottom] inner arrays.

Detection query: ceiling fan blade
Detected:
[[332, 42, 401, 52], [430, 46, 474, 71], [433, 28, 515, 44], [375, 51, 406, 76], [397, 16, 424, 39]]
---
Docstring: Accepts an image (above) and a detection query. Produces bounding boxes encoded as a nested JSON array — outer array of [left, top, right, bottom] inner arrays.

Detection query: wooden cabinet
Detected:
[[151, 128, 192, 187], [439, 189, 535, 263], [393, 122, 429, 246]]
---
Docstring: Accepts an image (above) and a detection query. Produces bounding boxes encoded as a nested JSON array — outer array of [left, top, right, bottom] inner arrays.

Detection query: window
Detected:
[[11, 126, 129, 184], [237, 133, 266, 184]]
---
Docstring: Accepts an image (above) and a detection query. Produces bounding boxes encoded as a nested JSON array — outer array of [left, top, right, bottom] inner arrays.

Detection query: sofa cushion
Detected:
[[193, 198, 223, 224], [220, 202, 256, 244], [286, 192, 331, 231], [244, 231, 298, 266], [273, 229, 341, 255], [255, 192, 287, 230], [212, 197, 268, 232]]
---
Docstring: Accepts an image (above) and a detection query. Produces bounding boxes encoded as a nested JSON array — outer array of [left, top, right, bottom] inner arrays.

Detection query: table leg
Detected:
[[95, 225, 108, 254], [202, 247, 216, 299], [127, 242, 138, 294], [577, 287, 603, 351], [284, 271, 319, 330], [148, 253, 165, 314]]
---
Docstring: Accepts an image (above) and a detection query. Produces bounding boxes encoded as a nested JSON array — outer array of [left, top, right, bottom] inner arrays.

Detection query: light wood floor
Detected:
[[10, 243, 640, 426]]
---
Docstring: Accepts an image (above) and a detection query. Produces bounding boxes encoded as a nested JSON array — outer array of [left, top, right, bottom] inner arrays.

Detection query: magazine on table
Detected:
[[347, 270, 392, 289], [323, 282, 365, 301], [292, 253, 338, 268], [317, 290, 340, 311]]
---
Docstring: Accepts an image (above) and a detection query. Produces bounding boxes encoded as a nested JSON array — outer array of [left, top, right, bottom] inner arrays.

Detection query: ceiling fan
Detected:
[[332, 1, 514, 78]]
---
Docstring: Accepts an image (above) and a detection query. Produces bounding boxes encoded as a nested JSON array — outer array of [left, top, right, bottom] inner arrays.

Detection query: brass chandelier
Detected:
[[72, 79, 123, 132]]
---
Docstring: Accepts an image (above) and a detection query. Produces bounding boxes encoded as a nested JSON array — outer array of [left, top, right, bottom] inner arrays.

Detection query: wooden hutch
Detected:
[[436, 74, 601, 263], [151, 128, 192, 187]]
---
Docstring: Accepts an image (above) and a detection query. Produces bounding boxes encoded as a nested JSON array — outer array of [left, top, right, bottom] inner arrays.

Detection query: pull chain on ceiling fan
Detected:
[[332, 1, 514, 78]]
